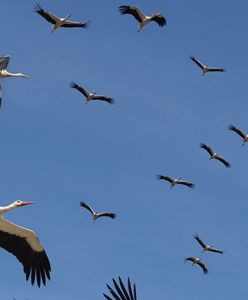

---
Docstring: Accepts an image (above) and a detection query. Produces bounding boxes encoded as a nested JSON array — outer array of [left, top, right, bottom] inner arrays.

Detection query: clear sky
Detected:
[[1, 0, 248, 299]]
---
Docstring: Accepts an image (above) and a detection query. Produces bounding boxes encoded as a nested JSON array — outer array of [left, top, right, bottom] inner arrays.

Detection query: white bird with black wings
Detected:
[[200, 143, 231, 168], [194, 235, 223, 254], [190, 56, 225, 75], [0, 200, 51, 287], [80, 202, 116, 221]]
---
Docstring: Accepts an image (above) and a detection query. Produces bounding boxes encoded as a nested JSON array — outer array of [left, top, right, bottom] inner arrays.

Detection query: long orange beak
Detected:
[[20, 201, 35, 206]]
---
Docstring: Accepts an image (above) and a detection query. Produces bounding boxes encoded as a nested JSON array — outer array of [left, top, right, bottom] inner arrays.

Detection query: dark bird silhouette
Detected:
[[190, 56, 225, 75], [103, 277, 137, 300], [185, 257, 208, 274], [200, 143, 230, 168], [157, 175, 194, 189], [228, 124, 248, 145], [80, 202, 116, 221], [194, 235, 223, 254]]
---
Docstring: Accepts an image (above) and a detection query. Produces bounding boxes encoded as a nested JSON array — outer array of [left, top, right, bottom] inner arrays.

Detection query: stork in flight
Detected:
[[185, 257, 208, 274], [34, 4, 90, 33], [190, 56, 225, 75], [228, 124, 248, 146], [70, 82, 114, 104], [103, 277, 136, 300], [80, 202, 116, 222], [0, 55, 30, 109], [200, 143, 231, 168], [118, 6, 166, 31], [157, 175, 194, 189], [194, 235, 223, 254], [0, 200, 51, 287]]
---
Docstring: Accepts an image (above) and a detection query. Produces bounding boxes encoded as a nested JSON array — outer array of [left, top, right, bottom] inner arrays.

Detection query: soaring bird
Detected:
[[228, 124, 248, 146], [0, 200, 51, 287], [118, 6, 166, 31], [103, 277, 136, 300], [190, 56, 225, 75], [70, 82, 114, 104], [80, 202, 116, 221], [194, 235, 223, 254], [34, 4, 90, 32], [0, 55, 30, 109], [200, 143, 230, 168], [185, 257, 208, 274], [157, 175, 194, 189]]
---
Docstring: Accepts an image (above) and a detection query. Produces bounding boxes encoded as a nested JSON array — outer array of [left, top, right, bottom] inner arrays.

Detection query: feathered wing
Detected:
[[197, 260, 208, 274], [97, 212, 116, 219], [80, 202, 95, 215], [206, 67, 225, 72], [0, 55, 11, 70], [157, 175, 174, 184], [34, 4, 59, 24], [0, 217, 51, 287], [229, 124, 247, 139], [177, 180, 194, 188], [190, 57, 206, 70], [151, 14, 166, 26], [92, 95, 114, 104], [215, 155, 231, 168], [194, 235, 207, 249], [118, 6, 145, 23], [200, 143, 214, 156], [104, 277, 136, 300], [208, 246, 223, 254], [61, 20, 90, 28], [70, 82, 90, 98]]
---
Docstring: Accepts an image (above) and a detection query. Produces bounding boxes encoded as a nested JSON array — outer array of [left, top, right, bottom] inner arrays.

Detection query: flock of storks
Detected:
[[0, 3, 246, 299]]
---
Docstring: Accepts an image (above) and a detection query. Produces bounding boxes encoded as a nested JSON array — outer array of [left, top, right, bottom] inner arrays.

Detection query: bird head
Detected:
[[14, 200, 35, 207]]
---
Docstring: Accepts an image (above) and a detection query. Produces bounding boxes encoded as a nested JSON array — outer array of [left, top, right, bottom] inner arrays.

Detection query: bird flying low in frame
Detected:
[[194, 235, 224, 254], [200, 143, 231, 168], [103, 277, 137, 300], [70, 82, 114, 104], [190, 56, 225, 75], [80, 202, 116, 222], [34, 4, 90, 33], [228, 124, 248, 146], [185, 257, 208, 274], [0, 200, 51, 287], [118, 5, 166, 31], [157, 175, 195, 189]]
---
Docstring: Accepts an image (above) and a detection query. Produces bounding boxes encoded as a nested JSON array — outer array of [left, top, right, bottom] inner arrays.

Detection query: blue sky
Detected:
[[1, 0, 248, 299]]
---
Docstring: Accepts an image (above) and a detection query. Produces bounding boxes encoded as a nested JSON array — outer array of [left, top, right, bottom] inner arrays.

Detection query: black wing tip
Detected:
[[110, 213, 116, 219], [33, 3, 42, 12], [200, 143, 207, 149], [157, 175, 163, 179], [203, 268, 208, 274], [228, 124, 235, 130], [226, 162, 231, 168], [80, 201, 87, 207], [83, 20, 91, 29], [70, 81, 77, 88], [108, 98, 114, 104], [118, 5, 129, 14]]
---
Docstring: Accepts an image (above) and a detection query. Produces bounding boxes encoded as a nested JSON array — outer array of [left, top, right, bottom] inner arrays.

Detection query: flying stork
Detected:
[[228, 124, 248, 145], [70, 82, 114, 104], [118, 6, 166, 31], [190, 56, 225, 75], [0, 55, 30, 109], [80, 202, 116, 222], [185, 257, 208, 274], [157, 175, 194, 189], [34, 4, 90, 32], [0, 200, 51, 287], [200, 143, 231, 168], [103, 277, 136, 300], [194, 235, 223, 254]]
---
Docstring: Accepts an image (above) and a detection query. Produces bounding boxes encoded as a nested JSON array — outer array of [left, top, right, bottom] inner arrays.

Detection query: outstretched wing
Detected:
[[157, 175, 174, 184], [92, 95, 114, 104], [194, 235, 207, 249], [229, 124, 247, 139], [215, 155, 231, 168], [177, 180, 194, 188], [104, 277, 136, 300], [70, 82, 90, 98], [0, 55, 11, 70], [34, 3, 60, 24], [208, 246, 223, 254], [118, 6, 145, 23], [190, 56, 206, 70], [200, 143, 214, 156], [207, 67, 225, 72], [61, 20, 90, 28], [80, 202, 95, 216], [0, 217, 51, 287], [197, 260, 208, 274], [151, 14, 166, 27], [97, 212, 116, 219]]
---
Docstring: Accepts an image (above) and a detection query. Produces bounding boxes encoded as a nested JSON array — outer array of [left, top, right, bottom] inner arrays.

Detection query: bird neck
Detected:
[[0, 203, 16, 215]]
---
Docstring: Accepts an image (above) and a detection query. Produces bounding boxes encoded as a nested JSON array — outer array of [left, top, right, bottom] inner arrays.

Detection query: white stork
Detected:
[[185, 257, 208, 274], [228, 124, 248, 145], [157, 175, 194, 189], [194, 235, 223, 254], [70, 82, 114, 104], [34, 4, 90, 32], [80, 202, 116, 221], [190, 56, 225, 75], [0, 55, 29, 109], [103, 277, 136, 300], [118, 6, 166, 31], [0, 200, 51, 287], [200, 143, 231, 168]]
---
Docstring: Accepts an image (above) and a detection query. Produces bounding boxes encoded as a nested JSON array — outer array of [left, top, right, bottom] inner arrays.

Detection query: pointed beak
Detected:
[[20, 201, 35, 206]]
